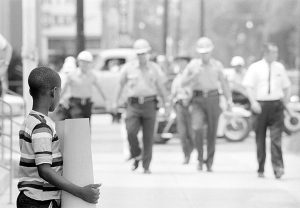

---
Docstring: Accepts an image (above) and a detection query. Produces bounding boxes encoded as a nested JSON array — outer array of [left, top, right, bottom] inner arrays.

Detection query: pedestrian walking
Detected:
[[181, 37, 232, 172], [243, 43, 291, 179], [171, 56, 193, 164], [0, 33, 12, 96], [114, 39, 168, 174], [60, 51, 106, 120]]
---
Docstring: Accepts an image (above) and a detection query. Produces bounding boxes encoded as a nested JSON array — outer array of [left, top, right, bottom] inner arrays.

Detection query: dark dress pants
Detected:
[[191, 95, 221, 168], [125, 100, 157, 170], [255, 100, 284, 173], [175, 102, 193, 159]]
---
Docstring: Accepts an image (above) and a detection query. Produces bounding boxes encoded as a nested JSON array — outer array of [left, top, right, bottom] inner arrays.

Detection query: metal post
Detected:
[[76, 0, 85, 55], [9, 105, 12, 204], [1, 97, 4, 161], [200, 0, 205, 37], [162, 0, 169, 55]]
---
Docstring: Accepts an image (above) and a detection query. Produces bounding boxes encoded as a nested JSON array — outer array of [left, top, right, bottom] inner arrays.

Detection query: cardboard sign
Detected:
[[56, 118, 96, 208]]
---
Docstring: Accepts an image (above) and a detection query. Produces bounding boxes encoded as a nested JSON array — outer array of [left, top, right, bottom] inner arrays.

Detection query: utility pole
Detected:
[[175, 0, 182, 56], [162, 0, 169, 55], [76, 0, 85, 55], [200, 0, 205, 37]]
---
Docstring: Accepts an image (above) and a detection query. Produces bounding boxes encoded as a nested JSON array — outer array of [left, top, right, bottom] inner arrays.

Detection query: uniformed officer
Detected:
[[229, 56, 248, 103], [229, 56, 246, 86], [243, 43, 291, 179], [181, 37, 232, 172], [171, 56, 193, 164], [114, 39, 168, 174], [61, 51, 106, 120], [0, 33, 12, 96]]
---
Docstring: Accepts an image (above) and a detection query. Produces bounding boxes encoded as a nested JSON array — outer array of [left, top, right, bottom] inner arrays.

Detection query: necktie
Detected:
[[268, 63, 271, 94]]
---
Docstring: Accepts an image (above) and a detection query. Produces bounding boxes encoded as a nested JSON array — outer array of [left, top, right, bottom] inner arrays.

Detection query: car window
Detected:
[[101, 58, 126, 72]]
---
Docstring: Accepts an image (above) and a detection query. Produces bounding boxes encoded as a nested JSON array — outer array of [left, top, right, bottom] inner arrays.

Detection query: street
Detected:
[[1, 114, 300, 208]]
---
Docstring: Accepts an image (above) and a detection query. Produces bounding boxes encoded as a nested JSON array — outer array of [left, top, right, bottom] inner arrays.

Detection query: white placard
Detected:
[[56, 118, 96, 208]]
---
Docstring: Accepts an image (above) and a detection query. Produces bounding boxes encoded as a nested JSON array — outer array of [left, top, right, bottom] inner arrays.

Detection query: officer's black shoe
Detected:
[[205, 162, 213, 172], [258, 172, 265, 178], [183, 156, 190, 165], [207, 167, 213, 172], [143, 169, 151, 174], [274, 168, 284, 179], [197, 163, 203, 171], [131, 159, 139, 171]]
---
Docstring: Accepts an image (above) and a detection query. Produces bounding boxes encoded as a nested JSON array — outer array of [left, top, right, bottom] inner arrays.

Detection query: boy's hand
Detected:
[[79, 184, 101, 204]]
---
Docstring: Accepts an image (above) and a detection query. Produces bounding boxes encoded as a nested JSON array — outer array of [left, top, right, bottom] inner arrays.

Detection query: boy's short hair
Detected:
[[28, 66, 61, 98]]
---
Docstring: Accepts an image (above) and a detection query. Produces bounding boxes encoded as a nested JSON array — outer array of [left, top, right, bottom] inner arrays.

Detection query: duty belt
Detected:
[[128, 95, 157, 104], [69, 97, 92, 105], [193, 89, 219, 97]]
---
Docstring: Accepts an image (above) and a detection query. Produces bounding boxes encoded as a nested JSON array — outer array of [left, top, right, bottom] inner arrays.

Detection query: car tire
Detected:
[[224, 117, 251, 142]]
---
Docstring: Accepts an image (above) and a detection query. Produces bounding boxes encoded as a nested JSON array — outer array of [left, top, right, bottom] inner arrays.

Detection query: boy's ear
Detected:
[[50, 88, 55, 97]]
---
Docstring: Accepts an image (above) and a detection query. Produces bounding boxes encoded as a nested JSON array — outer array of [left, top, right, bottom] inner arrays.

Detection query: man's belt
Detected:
[[69, 97, 92, 105], [128, 95, 157, 104], [257, 100, 281, 103], [193, 89, 219, 97]]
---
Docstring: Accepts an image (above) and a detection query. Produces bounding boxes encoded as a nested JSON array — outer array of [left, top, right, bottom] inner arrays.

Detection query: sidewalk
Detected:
[[1, 115, 300, 208]]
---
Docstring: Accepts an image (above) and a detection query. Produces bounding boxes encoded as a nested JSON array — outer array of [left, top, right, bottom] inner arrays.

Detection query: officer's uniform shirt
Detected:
[[171, 73, 192, 103], [243, 59, 291, 101], [66, 68, 96, 99], [182, 58, 224, 91], [120, 60, 165, 97]]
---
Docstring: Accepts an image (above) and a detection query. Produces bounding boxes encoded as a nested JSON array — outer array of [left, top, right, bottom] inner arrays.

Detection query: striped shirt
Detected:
[[18, 110, 63, 201]]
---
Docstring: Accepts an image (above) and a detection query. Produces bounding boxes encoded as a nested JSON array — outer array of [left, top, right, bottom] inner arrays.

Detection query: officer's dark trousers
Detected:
[[191, 95, 221, 168], [175, 102, 193, 159], [255, 100, 284, 173], [125, 100, 157, 170], [68, 97, 93, 120]]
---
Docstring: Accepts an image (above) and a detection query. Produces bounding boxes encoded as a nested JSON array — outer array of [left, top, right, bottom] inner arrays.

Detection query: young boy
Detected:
[[17, 67, 100, 208]]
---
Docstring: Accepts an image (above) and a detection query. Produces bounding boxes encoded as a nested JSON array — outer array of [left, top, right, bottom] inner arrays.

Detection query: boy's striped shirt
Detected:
[[18, 110, 63, 201]]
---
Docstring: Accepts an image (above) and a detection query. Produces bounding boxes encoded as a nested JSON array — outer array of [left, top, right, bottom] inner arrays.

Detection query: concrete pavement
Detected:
[[1, 114, 300, 208]]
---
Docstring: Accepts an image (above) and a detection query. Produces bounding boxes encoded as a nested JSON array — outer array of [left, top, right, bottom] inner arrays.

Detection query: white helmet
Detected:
[[133, 39, 151, 54], [196, 37, 214, 53], [61, 56, 76, 74], [77, 51, 93, 62], [230, 56, 245, 67]]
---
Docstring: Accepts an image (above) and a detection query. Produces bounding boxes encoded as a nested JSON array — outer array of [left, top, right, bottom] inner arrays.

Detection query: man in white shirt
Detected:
[[0, 33, 12, 96], [243, 43, 291, 179]]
